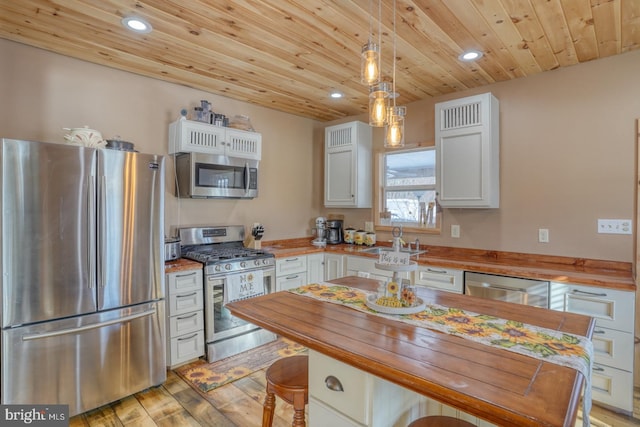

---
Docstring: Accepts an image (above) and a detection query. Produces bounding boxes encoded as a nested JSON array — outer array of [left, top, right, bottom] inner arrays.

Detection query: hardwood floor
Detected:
[[70, 368, 640, 427]]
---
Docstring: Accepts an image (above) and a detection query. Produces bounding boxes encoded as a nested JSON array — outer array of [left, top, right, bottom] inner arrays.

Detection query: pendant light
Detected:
[[360, 0, 379, 85], [385, 106, 406, 147], [369, 82, 390, 127], [384, 0, 405, 147]]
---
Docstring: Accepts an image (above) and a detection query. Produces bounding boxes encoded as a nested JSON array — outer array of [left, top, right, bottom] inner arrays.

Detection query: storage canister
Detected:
[[364, 232, 376, 247], [344, 227, 356, 244], [354, 230, 366, 245]]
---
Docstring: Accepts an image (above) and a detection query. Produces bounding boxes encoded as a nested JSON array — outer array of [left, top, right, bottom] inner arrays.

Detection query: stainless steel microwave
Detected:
[[174, 152, 258, 199]]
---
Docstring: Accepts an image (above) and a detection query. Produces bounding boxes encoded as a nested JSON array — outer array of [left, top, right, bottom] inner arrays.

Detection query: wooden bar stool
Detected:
[[408, 416, 476, 427], [262, 355, 308, 427]]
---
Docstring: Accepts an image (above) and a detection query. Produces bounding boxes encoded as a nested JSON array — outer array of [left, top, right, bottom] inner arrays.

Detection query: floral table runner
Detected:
[[289, 283, 593, 427]]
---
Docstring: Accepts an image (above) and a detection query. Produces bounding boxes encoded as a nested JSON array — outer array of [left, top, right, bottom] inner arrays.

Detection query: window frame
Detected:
[[374, 145, 441, 234]]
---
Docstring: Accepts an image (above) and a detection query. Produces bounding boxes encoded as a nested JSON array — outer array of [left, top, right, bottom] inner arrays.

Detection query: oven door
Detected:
[[205, 266, 275, 343]]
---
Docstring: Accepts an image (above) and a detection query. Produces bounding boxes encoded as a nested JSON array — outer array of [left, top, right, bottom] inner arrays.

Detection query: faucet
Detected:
[[414, 238, 420, 251]]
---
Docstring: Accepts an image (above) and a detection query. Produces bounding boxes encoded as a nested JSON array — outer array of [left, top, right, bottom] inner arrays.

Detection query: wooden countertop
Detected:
[[226, 276, 596, 427], [262, 239, 635, 291], [164, 258, 202, 274]]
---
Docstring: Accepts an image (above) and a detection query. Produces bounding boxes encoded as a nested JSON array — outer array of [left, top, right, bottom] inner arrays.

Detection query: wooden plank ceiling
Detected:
[[1, 0, 639, 122]]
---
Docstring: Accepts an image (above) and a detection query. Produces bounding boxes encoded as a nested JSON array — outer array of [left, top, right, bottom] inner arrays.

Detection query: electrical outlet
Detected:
[[364, 221, 374, 232], [451, 225, 460, 238], [538, 228, 549, 243], [597, 219, 632, 235]]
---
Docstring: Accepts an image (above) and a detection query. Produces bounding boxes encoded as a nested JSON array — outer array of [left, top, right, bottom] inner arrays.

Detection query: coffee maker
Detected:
[[326, 219, 344, 244]]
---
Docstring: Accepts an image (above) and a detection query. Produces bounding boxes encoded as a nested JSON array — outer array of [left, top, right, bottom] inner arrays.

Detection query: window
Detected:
[[379, 147, 439, 230]]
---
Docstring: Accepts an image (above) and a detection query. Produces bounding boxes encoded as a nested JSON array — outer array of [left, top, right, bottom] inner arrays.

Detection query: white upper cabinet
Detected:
[[435, 92, 499, 208], [324, 121, 372, 208], [168, 118, 262, 160]]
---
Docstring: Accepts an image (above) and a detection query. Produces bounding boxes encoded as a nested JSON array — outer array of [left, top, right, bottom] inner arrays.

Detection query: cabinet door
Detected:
[[224, 128, 262, 160], [324, 121, 372, 208], [435, 93, 499, 208], [307, 253, 325, 283], [325, 254, 345, 280]]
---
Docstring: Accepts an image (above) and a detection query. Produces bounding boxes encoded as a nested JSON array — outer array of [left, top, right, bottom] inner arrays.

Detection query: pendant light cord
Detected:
[[377, 0, 382, 81]]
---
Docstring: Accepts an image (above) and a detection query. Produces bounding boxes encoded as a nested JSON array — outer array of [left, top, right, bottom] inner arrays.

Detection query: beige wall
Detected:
[[1, 38, 639, 262], [0, 38, 324, 240], [327, 49, 640, 263]]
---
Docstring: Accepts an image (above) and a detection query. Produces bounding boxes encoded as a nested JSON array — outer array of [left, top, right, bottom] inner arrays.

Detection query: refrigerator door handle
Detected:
[[98, 175, 107, 288], [88, 175, 97, 289], [21, 308, 157, 341]]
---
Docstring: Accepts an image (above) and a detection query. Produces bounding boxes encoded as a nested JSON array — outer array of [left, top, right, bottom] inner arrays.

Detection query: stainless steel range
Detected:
[[179, 225, 276, 362]]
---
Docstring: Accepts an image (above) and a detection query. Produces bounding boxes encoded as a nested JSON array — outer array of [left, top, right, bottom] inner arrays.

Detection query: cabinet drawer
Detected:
[[169, 330, 205, 366], [168, 289, 203, 316], [550, 284, 634, 332], [169, 310, 204, 337], [309, 397, 364, 427], [276, 273, 307, 292], [276, 256, 307, 276], [414, 267, 463, 293], [166, 269, 202, 294], [309, 350, 371, 425], [591, 363, 633, 413], [591, 327, 633, 372]]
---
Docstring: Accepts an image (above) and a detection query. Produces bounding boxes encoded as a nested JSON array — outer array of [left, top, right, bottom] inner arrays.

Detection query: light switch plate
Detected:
[[597, 219, 632, 235]]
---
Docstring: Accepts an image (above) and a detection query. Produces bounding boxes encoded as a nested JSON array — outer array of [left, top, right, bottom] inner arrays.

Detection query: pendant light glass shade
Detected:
[[369, 82, 390, 127], [385, 106, 406, 147], [361, 41, 380, 85]]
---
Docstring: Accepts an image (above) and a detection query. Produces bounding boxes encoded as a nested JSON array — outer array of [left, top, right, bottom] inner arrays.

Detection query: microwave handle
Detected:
[[244, 162, 250, 194]]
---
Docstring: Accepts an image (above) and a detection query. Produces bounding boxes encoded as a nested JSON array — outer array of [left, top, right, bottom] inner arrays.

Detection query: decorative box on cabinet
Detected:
[[168, 118, 261, 160], [550, 283, 635, 413], [276, 255, 308, 291], [325, 121, 372, 208], [165, 268, 205, 368], [435, 92, 499, 208]]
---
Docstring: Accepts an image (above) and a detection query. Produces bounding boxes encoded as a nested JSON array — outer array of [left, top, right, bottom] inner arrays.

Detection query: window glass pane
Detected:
[[385, 150, 435, 187], [386, 190, 436, 223]]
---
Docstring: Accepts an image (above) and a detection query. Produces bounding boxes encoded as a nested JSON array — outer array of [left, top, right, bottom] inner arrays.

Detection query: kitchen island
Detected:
[[226, 276, 595, 427]]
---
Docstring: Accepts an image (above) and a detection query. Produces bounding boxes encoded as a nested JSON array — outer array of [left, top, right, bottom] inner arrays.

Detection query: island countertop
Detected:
[[226, 276, 596, 427]]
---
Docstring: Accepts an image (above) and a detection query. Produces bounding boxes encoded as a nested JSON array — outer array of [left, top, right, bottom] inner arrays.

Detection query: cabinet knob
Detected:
[[324, 375, 344, 392]]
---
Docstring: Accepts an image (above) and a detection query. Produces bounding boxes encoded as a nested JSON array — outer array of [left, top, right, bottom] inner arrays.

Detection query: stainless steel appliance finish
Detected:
[[326, 219, 343, 244], [165, 237, 181, 261], [464, 271, 550, 308], [175, 152, 258, 199], [179, 226, 276, 362], [0, 139, 166, 416]]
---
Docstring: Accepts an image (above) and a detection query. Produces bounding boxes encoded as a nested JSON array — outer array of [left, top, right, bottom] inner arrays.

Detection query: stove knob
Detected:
[[225, 264, 231, 271], [215, 265, 221, 273], [263, 259, 270, 265], [240, 261, 246, 268], [254, 260, 260, 267]]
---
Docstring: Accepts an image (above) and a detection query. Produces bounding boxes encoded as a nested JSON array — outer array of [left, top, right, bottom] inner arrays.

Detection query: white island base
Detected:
[[308, 349, 497, 427]]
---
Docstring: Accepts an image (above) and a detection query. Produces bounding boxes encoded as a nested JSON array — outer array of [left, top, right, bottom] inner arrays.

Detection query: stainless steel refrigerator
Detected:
[[0, 138, 166, 416]]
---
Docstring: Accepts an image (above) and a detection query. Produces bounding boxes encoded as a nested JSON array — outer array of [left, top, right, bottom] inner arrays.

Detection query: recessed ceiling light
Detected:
[[458, 50, 483, 62], [121, 16, 152, 34], [329, 91, 343, 99]]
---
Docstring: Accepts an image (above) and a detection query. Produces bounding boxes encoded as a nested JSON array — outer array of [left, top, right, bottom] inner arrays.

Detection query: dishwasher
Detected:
[[464, 271, 550, 308]]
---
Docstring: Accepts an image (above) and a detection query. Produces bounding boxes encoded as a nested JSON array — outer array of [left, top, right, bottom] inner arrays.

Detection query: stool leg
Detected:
[[262, 391, 276, 427], [291, 392, 306, 427]]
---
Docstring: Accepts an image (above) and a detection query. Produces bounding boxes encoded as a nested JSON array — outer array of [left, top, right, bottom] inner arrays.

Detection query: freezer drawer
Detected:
[[1, 301, 166, 417]]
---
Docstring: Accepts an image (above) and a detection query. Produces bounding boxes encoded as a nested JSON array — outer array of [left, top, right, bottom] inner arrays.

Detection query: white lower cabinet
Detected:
[[325, 253, 345, 280], [346, 256, 410, 282], [550, 282, 635, 413], [309, 350, 420, 427], [308, 349, 496, 427], [414, 266, 463, 293], [165, 268, 205, 368], [307, 253, 325, 283], [276, 255, 308, 291]]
